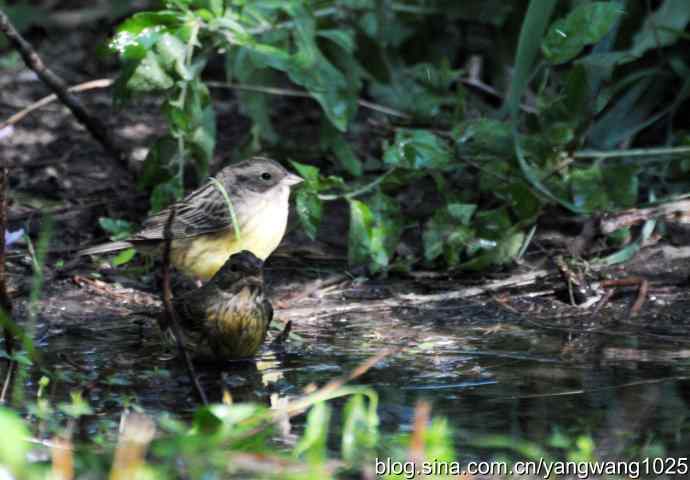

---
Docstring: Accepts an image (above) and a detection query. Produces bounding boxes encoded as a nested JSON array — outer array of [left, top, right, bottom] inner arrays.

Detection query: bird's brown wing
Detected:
[[133, 174, 241, 241], [172, 288, 212, 332]]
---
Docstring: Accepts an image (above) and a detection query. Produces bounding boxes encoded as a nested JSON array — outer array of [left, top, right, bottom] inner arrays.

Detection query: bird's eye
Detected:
[[260, 172, 272, 181], [229, 265, 238, 272]]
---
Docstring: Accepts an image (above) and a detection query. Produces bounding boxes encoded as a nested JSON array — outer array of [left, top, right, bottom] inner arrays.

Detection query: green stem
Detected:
[[318, 168, 396, 201], [574, 145, 690, 159]]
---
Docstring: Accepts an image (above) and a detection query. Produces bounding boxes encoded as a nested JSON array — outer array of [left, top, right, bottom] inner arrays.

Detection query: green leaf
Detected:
[[570, 166, 608, 212], [99, 217, 134, 241], [542, 2, 624, 64], [139, 136, 178, 190], [189, 101, 216, 179], [632, 0, 690, 58], [505, 0, 558, 117], [348, 193, 403, 272], [59, 391, 93, 418], [157, 32, 191, 80], [0, 407, 30, 473], [321, 121, 362, 176], [112, 248, 137, 266], [455, 119, 514, 160], [348, 199, 375, 268], [150, 176, 184, 212], [294, 402, 330, 463], [423, 204, 476, 266], [383, 129, 452, 170], [317, 29, 356, 53], [424, 418, 455, 463], [290, 161, 321, 188], [342, 394, 378, 464], [126, 50, 175, 92], [295, 189, 322, 240]]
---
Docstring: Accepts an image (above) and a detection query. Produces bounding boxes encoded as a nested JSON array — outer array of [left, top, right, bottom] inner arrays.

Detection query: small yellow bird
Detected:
[[79, 157, 303, 280], [164, 250, 273, 359]]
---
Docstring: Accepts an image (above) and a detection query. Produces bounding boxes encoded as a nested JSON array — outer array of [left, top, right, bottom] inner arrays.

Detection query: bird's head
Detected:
[[225, 157, 303, 195], [211, 250, 265, 289]]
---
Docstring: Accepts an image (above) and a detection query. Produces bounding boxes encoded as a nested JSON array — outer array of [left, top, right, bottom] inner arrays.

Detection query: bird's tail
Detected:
[[78, 241, 134, 256]]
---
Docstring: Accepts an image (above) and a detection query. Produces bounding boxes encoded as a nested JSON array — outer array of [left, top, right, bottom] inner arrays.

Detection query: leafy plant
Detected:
[[108, 0, 690, 274]]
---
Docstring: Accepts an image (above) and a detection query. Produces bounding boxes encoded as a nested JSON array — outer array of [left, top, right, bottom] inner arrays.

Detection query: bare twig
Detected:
[[161, 207, 208, 405], [0, 360, 14, 404], [0, 78, 114, 130], [599, 199, 690, 235], [0, 161, 14, 357], [0, 11, 128, 173]]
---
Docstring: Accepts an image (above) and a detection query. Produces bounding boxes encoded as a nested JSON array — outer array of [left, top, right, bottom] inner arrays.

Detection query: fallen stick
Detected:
[[161, 207, 208, 405]]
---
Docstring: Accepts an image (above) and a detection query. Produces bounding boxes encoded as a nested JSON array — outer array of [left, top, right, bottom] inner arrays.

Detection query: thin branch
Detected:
[[0, 155, 14, 359], [0, 10, 128, 174], [0, 78, 114, 130], [206, 81, 411, 119], [161, 207, 208, 405], [318, 168, 396, 201]]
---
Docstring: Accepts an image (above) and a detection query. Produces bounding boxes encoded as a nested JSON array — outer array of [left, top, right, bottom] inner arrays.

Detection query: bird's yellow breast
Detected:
[[204, 287, 269, 358], [170, 188, 290, 280]]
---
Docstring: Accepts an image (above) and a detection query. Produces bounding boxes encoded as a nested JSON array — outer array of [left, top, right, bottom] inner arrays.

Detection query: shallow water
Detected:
[[10, 271, 690, 464]]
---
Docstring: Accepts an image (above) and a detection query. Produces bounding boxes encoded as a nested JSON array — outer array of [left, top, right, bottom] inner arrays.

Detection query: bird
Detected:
[[163, 250, 273, 359], [78, 157, 303, 280]]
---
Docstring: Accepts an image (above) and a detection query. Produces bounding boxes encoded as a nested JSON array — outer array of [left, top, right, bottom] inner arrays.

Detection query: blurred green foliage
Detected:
[[0, 389, 630, 479], [108, 0, 690, 273]]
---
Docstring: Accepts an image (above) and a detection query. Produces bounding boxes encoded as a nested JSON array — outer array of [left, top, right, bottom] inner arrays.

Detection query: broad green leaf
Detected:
[[321, 122, 363, 176], [542, 2, 624, 64], [0, 407, 30, 473], [383, 129, 451, 170], [342, 394, 378, 464], [295, 189, 322, 240], [150, 176, 184, 212], [189, 103, 216, 179], [423, 206, 476, 266], [294, 402, 330, 463], [348, 199, 374, 268], [112, 248, 137, 266], [126, 50, 175, 92], [570, 166, 608, 212], [138, 136, 178, 190], [290, 161, 321, 188], [455, 119, 514, 160], [348, 196, 402, 273], [157, 32, 191, 80]]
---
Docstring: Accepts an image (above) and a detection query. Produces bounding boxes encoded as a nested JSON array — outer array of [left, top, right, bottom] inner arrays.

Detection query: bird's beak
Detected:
[[284, 172, 304, 187]]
